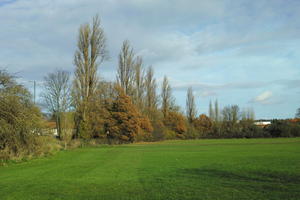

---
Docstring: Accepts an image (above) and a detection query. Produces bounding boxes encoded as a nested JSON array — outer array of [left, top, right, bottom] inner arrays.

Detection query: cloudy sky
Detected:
[[0, 0, 299, 119]]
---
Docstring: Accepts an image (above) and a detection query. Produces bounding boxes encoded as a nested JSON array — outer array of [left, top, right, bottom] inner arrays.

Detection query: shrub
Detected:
[[184, 123, 200, 139], [163, 129, 177, 140], [0, 70, 57, 161], [193, 114, 213, 137], [265, 120, 292, 137], [290, 123, 300, 137], [105, 86, 140, 143], [151, 121, 165, 141], [163, 111, 187, 136]]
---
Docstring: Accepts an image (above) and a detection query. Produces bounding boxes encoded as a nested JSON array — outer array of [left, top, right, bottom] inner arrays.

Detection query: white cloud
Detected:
[[198, 91, 217, 98], [253, 91, 273, 104], [172, 80, 269, 91]]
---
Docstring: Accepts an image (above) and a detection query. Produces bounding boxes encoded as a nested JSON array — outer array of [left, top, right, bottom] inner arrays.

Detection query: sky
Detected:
[[0, 0, 299, 119]]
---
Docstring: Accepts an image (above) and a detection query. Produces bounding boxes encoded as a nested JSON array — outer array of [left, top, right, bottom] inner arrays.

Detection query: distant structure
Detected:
[[254, 120, 271, 127], [45, 121, 58, 137]]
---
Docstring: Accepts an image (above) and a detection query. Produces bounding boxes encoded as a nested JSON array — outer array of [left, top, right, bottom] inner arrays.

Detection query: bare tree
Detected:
[[296, 108, 300, 118], [231, 105, 240, 123], [42, 70, 71, 138], [215, 99, 219, 122], [116, 40, 135, 96], [222, 105, 240, 123], [241, 107, 255, 120], [132, 56, 145, 110], [161, 76, 174, 118], [186, 87, 196, 123], [97, 80, 115, 104], [73, 15, 108, 138], [144, 66, 158, 119], [209, 100, 215, 121], [222, 106, 231, 122]]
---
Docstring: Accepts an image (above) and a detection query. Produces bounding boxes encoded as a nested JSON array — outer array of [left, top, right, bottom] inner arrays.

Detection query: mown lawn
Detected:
[[0, 138, 299, 200]]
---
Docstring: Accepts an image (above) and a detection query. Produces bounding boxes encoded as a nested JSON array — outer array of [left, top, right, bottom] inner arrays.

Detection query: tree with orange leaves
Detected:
[[105, 85, 152, 143], [163, 111, 187, 136], [193, 114, 213, 136]]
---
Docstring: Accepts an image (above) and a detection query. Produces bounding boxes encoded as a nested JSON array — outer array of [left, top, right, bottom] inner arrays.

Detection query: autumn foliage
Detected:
[[105, 86, 153, 143], [163, 111, 187, 136], [193, 114, 213, 135]]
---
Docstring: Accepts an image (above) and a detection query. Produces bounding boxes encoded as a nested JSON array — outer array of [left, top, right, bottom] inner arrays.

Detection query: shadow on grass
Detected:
[[180, 168, 300, 185], [136, 167, 300, 200]]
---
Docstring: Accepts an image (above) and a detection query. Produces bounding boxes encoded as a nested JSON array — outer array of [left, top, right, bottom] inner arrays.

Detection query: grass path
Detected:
[[0, 138, 300, 200]]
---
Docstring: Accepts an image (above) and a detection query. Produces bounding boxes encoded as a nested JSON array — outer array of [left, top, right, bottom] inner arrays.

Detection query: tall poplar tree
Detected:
[[186, 87, 196, 123], [215, 99, 219, 122], [116, 40, 135, 96], [73, 15, 108, 138], [161, 76, 173, 118], [144, 66, 158, 120], [209, 100, 215, 121], [132, 56, 145, 110]]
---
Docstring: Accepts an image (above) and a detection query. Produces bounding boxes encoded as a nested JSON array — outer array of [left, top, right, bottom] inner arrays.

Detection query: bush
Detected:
[[105, 86, 141, 143], [193, 114, 213, 138], [0, 136, 61, 163], [135, 130, 154, 142], [243, 125, 269, 138], [184, 124, 199, 139], [265, 120, 292, 137], [163, 111, 187, 135], [163, 129, 177, 140], [151, 121, 165, 141], [290, 123, 300, 137], [0, 70, 58, 161]]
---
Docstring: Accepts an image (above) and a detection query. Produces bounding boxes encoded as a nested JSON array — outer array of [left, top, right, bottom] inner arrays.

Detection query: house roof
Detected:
[[45, 121, 56, 129]]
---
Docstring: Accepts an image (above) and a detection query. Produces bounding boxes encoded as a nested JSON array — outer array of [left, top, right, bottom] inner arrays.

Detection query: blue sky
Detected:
[[0, 0, 299, 119]]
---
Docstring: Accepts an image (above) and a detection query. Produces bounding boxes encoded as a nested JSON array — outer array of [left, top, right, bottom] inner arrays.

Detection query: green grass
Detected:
[[1, 138, 300, 200]]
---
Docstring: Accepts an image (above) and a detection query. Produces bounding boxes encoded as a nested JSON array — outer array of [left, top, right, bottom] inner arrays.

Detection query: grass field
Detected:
[[0, 138, 300, 200]]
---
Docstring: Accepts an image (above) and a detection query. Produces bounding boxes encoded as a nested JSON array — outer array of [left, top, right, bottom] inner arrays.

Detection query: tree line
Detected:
[[1, 15, 300, 160], [40, 15, 300, 142]]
